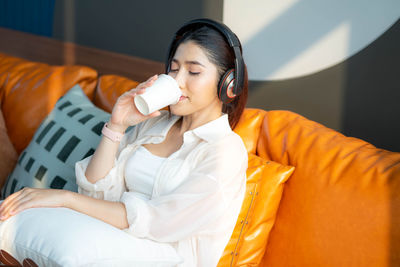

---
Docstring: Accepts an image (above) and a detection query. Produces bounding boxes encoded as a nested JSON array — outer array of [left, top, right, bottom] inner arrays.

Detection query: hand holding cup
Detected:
[[108, 75, 162, 133], [134, 74, 182, 116]]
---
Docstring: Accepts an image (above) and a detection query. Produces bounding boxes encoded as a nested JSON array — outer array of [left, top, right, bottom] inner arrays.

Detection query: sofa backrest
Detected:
[[257, 110, 400, 266], [93, 75, 139, 113], [0, 53, 98, 153]]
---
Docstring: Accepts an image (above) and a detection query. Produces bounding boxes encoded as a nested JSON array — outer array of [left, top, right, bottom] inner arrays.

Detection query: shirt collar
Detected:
[[143, 112, 232, 143], [190, 113, 231, 142], [144, 112, 180, 138]]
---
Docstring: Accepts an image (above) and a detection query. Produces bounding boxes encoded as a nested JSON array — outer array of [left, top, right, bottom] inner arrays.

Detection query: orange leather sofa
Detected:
[[0, 52, 399, 266]]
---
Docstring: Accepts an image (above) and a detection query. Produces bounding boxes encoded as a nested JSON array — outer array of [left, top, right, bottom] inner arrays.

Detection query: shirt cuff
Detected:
[[120, 192, 150, 239], [75, 156, 119, 200]]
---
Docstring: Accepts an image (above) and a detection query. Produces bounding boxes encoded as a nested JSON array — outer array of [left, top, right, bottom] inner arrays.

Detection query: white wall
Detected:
[[223, 0, 400, 81]]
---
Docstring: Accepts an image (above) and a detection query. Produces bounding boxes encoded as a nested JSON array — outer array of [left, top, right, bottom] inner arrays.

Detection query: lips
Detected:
[[179, 96, 188, 101]]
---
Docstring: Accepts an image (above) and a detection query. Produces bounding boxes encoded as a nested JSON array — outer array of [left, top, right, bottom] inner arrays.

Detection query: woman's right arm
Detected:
[[84, 123, 124, 183], [84, 75, 161, 184]]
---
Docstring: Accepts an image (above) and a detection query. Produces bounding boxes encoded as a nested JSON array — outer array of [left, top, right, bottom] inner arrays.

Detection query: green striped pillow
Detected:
[[1, 85, 110, 198]]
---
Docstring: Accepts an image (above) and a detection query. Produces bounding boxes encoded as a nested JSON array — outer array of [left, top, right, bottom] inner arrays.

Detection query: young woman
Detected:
[[0, 19, 249, 266]]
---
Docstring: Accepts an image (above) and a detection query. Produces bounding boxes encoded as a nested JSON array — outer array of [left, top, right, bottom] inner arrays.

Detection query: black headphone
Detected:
[[166, 18, 245, 104]]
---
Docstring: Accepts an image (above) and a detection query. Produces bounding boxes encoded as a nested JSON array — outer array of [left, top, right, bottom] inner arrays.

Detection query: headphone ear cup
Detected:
[[218, 69, 236, 103]]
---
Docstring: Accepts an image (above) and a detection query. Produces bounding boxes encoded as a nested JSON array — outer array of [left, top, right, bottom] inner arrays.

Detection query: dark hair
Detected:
[[167, 25, 248, 129]]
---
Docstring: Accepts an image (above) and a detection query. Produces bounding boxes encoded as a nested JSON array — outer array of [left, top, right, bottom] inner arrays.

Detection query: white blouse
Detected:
[[75, 111, 248, 267]]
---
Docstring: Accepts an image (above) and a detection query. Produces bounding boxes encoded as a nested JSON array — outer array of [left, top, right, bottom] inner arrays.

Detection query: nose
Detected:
[[173, 70, 185, 89]]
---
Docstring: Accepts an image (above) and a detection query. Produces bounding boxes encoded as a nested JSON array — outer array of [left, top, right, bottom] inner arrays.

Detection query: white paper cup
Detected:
[[134, 74, 182, 115]]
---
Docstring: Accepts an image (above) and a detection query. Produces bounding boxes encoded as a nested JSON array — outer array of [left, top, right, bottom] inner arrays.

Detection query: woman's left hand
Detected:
[[0, 187, 68, 221]]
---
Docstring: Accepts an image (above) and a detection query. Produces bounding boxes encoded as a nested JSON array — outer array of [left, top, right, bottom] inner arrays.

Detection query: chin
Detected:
[[169, 104, 191, 117], [169, 107, 185, 116]]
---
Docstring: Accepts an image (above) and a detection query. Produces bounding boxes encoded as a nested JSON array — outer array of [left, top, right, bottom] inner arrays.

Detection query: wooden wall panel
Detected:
[[0, 27, 164, 82]]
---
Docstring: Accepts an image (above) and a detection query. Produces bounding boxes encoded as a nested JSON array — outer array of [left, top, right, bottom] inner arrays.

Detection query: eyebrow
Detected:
[[171, 58, 205, 67]]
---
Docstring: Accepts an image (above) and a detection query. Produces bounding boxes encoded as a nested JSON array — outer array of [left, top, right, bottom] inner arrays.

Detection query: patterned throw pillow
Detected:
[[1, 85, 110, 198]]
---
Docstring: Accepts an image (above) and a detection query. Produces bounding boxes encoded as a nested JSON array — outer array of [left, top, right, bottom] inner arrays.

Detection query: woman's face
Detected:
[[168, 41, 222, 118]]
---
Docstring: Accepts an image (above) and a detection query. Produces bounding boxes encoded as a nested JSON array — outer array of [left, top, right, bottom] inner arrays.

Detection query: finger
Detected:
[[147, 74, 158, 82], [119, 74, 158, 99], [8, 198, 35, 217], [0, 198, 31, 220], [1, 192, 32, 218], [127, 87, 145, 96], [131, 88, 146, 97], [1, 188, 36, 216], [123, 86, 145, 100], [137, 75, 158, 90], [117, 89, 144, 107], [0, 188, 27, 212], [148, 110, 162, 118], [117, 91, 133, 101], [115, 90, 140, 106], [145, 75, 158, 86]]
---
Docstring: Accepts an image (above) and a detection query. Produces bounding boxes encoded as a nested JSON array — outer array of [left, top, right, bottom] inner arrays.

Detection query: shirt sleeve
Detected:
[[75, 155, 125, 201], [120, 135, 248, 243], [74, 124, 142, 201]]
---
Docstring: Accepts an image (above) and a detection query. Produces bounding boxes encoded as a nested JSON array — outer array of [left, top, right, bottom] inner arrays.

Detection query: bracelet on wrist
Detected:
[[101, 122, 124, 142]]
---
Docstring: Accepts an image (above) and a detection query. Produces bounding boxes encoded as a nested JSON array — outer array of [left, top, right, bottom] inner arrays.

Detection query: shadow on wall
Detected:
[[248, 20, 400, 153], [342, 20, 400, 153], [241, 0, 398, 80], [242, 0, 399, 154]]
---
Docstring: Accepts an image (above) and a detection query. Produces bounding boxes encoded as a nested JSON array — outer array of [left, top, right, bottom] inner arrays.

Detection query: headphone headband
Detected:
[[175, 19, 242, 50], [166, 18, 245, 100]]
